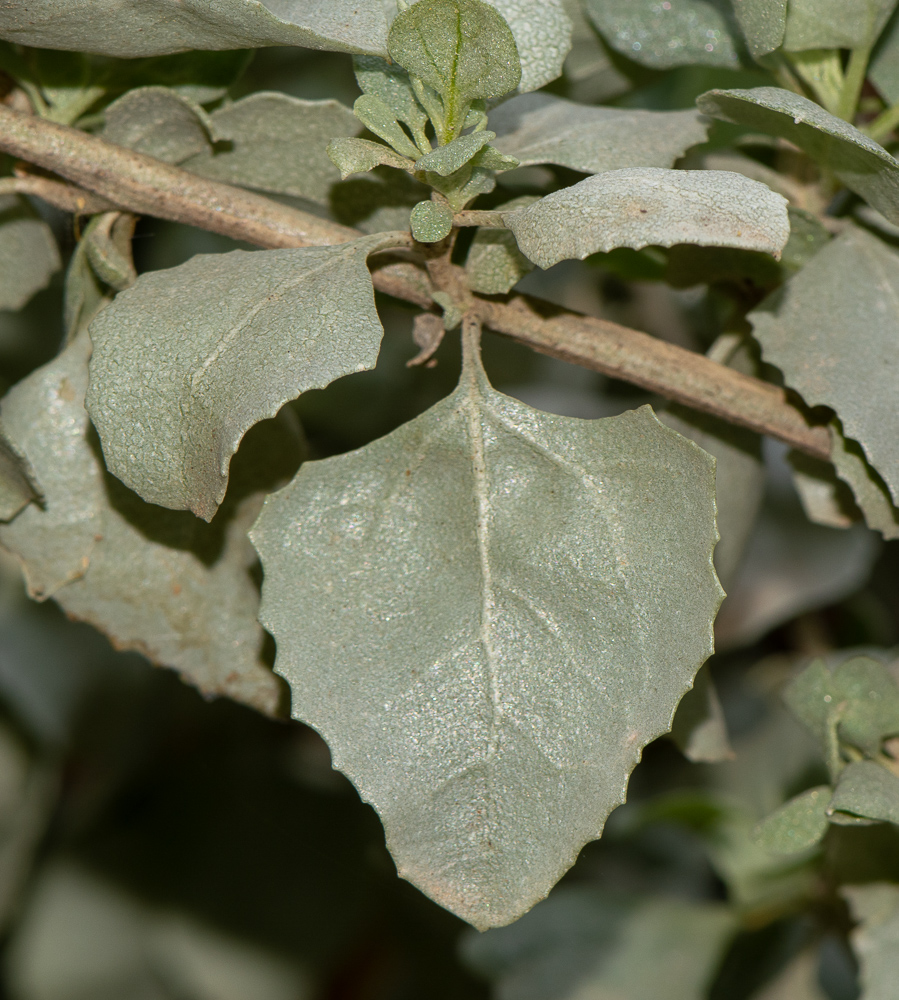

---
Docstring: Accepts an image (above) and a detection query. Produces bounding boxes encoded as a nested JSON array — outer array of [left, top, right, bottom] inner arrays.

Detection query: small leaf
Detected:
[[829, 420, 899, 540], [0, 0, 389, 58], [829, 761, 899, 825], [697, 87, 899, 225], [353, 94, 422, 160], [752, 786, 831, 856], [387, 0, 521, 137], [0, 423, 39, 523], [0, 196, 61, 312], [504, 168, 790, 270], [184, 93, 359, 205], [63, 222, 112, 344], [353, 54, 429, 136], [101, 86, 215, 164], [584, 0, 741, 69], [250, 328, 722, 927], [783, 0, 897, 51], [0, 334, 290, 716], [415, 130, 495, 176], [410, 199, 454, 242], [466, 196, 537, 294], [406, 312, 445, 367], [82, 212, 137, 293], [87, 234, 397, 521], [489, 93, 709, 174], [669, 664, 734, 764], [749, 227, 899, 507], [843, 883, 899, 1000], [327, 137, 415, 179], [732, 0, 787, 59]]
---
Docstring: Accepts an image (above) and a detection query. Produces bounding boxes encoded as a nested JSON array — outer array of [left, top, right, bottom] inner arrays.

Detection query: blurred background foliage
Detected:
[[2, 6, 899, 999]]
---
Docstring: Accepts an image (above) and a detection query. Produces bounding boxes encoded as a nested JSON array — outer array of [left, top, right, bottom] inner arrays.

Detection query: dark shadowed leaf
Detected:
[[0, 197, 61, 312]]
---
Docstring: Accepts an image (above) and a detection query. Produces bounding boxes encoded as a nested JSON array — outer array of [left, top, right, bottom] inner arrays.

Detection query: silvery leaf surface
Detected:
[[783, 0, 897, 51], [101, 87, 215, 164], [250, 331, 722, 928], [183, 93, 359, 205], [749, 227, 899, 509], [87, 235, 392, 522], [485, 0, 572, 91], [0, 334, 286, 716], [731, 0, 787, 59], [489, 93, 709, 174], [505, 168, 789, 269], [584, 0, 741, 69], [0, 196, 61, 312], [0, 0, 389, 57], [697, 87, 899, 224]]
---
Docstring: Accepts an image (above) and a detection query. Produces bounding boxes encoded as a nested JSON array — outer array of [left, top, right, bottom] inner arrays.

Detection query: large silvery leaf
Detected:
[[486, 0, 572, 92], [488, 94, 709, 174], [87, 234, 394, 522], [250, 329, 722, 928], [0, 196, 61, 312], [732, 0, 786, 59], [0, 0, 388, 57], [584, 0, 741, 68], [844, 884, 899, 1000], [0, 335, 285, 716], [783, 0, 897, 51], [504, 168, 789, 270], [697, 87, 899, 225], [183, 93, 359, 205], [101, 87, 215, 164], [749, 227, 899, 508]]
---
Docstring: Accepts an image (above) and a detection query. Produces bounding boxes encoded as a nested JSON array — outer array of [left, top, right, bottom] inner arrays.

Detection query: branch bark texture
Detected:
[[0, 104, 831, 461]]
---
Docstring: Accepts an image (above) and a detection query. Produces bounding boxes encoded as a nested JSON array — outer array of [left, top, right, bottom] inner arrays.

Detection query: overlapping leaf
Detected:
[[697, 87, 899, 224], [0, 196, 61, 312], [0, 334, 287, 715], [752, 786, 831, 855], [749, 227, 899, 508], [844, 883, 899, 1000], [732, 0, 787, 58], [251, 329, 722, 928], [0, 427, 38, 523], [504, 168, 789, 269], [488, 93, 708, 174], [486, 0, 572, 92], [872, 10, 899, 104], [101, 87, 215, 164], [830, 762, 899, 825], [829, 421, 899, 540], [0, 0, 388, 57], [87, 234, 398, 521], [782, 0, 897, 51]]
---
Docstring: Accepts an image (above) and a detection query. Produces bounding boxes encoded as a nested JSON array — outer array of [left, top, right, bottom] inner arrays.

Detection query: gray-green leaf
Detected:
[[697, 87, 899, 225], [465, 195, 536, 294], [183, 93, 359, 205], [584, 0, 741, 69], [410, 199, 454, 242], [732, 0, 787, 59], [0, 196, 61, 312], [843, 883, 899, 1000], [416, 130, 495, 176], [0, 0, 388, 57], [101, 86, 215, 164], [0, 333, 287, 716], [489, 93, 709, 174], [829, 761, 899, 825], [830, 420, 899, 540], [486, 0, 572, 92], [749, 227, 899, 507], [327, 137, 415, 180], [872, 10, 899, 105], [752, 786, 831, 855], [669, 664, 734, 764], [250, 337, 722, 927], [353, 94, 422, 160], [87, 235, 393, 521], [783, 0, 897, 51], [0, 424, 39, 523], [353, 55, 430, 136], [505, 168, 790, 269]]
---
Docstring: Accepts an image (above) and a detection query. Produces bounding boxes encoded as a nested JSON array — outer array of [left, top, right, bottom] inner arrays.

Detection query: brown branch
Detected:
[[0, 104, 830, 461], [0, 173, 115, 214]]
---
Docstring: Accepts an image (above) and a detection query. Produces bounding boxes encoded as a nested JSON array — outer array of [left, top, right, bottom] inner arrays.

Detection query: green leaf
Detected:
[[183, 93, 359, 206], [410, 199, 454, 242], [353, 94, 422, 160], [669, 664, 734, 763], [101, 86, 215, 164], [0, 334, 290, 716], [327, 137, 415, 180], [584, 0, 741, 69], [0, 424, 39, 523], [485, 0, 572, 92], [250, 328, 722, 927], [830, 761, 899, 825], [353, 55, 430, 137], [697, 87, 899, 224], [415, 130, 495, 176], [489, 93, 709, 174], [732, 0, 787, 59], [0, 0, 389, 58], [504, 168, 789, 270], [465, 196, 536, 294], [82, 212, 136, 293], [749, 227, 899, 508], [63, 221, 112, 344], [387, 0, 521, 139], [782, 0, 897, 51], [829, 420, 899, 540], [461, 889, 735, 1000], [843, 883, 899, 1000], [0, 196, 61, 312], [872, 10, 899, 105], [87, 234, 397, 522], [752, 786, 832, 855]]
